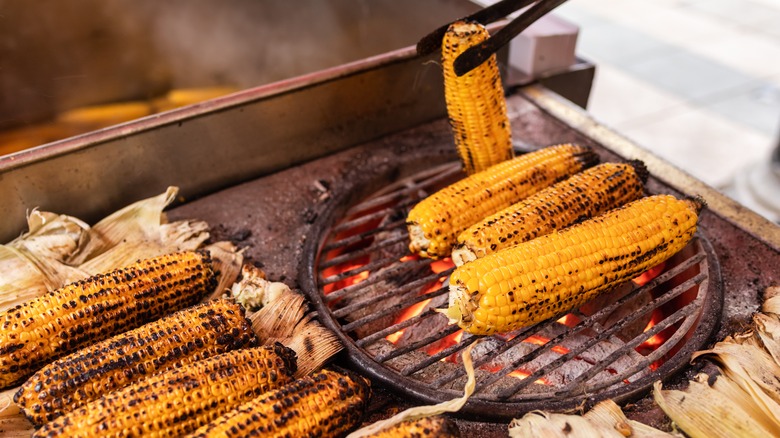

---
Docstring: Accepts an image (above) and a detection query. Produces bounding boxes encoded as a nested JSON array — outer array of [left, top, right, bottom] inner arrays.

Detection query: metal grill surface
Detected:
[[311, 162, 723, 419]]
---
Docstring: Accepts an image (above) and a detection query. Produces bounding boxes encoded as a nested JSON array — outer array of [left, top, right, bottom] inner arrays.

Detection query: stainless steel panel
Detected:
[[0, 0, 480, 126], [0, 0, 487, 242]]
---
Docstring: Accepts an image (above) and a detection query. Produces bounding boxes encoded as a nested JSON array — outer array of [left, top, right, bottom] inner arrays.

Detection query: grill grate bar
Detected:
[[350, 285, 450, 341], [344, 163, 461, 216], [376, 325, 463, 363], [402, 334, 480, 376], [486, 271, 706, 399], [431, 320, 559, 388], [325, 258, 437, 303], [319, 254, 400, 285], [555, 291, 704, 397], [319, 233, 408, 270], [320, 220, 406, 253], [333, 278, 448, 322], [330, 201, 414, 235], [355, 308, 438, 347]]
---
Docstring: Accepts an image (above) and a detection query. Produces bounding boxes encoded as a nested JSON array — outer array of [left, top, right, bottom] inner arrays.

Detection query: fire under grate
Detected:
[[306, 162, 723, 420]]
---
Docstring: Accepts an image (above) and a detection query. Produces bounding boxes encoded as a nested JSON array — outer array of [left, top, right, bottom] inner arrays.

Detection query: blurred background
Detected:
[[552, 0, 780, 223], [2, 0, 779, 224]]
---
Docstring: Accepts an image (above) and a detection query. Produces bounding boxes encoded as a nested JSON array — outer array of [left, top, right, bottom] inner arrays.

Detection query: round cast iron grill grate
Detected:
[[303, 162, 723, 420]]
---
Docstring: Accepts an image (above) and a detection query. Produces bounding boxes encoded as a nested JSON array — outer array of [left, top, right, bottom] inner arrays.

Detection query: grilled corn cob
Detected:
[[363, 416, 460, 437], [452, 161, 649, 265], [34, 345, 297, 438], [0, 250, 217, 389], [407, 143, 598, 259], [443, 194, 704, 335], [15, 298, 256, 426], [187, 368, 370, 438], [443, 20, 513, 175]]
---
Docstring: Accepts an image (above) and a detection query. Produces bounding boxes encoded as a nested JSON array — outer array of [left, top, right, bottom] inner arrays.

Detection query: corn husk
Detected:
[[346, 343, 477, 438], [0, 210, 89, 312], [654, 374, 778, 438], [693, 341, 780, 408], [238, 266, 343, 377], [754, 313, 780, 368], [510, 410, 626, 438], [203, 241, 243, 301], [0, 187, 220, 312], [506, 399, 676, 438], [67, 186, 209, 276], [762, 286, 780, 315], [0, 387, 32, 437]]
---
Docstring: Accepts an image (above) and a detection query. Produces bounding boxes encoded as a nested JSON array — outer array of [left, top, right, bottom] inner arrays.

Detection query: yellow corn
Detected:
[[33, 345, 297, 438], [442, 194, 703, 335], [187, 368, 371, 438], [152, 86, 240, 111], [15, 298, 256, 426], [443, 20, 513, 175], [364, 416, 460, 437], [56, 101, 153, 129], [452, 161, 648, 265], [0, 250, 217, 389], [407, 143, 598, 259]]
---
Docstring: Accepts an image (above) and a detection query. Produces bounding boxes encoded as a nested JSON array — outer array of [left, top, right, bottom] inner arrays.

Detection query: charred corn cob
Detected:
[[443, 194, 704, 335], [443, 20, 513, 175], [0, 250, 217, 389], [452, 161, 649, 265], [407, 144, 598, 259], [364, 416, 461, 437], [15, 298, 256, 426], [34, 345, 297, 438], [187, 368, 370, 438]]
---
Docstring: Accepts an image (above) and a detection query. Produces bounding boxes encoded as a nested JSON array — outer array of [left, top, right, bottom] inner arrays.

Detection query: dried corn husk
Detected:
[[506, 399, 677, 438], [693, 341, 780, 408], [0, 211, 89, 312], [67, 186, 209, 277], [754, 313, 780, 368], [762, 286, 780, 315], [346, 343, 477, 438], [238, 266, 342, 377], [0, 187, 225, 311], [654, 374, 778, 438], [0, 386, 32, 437], [203, 241, 244, 301], [510, 410, 626, 438]]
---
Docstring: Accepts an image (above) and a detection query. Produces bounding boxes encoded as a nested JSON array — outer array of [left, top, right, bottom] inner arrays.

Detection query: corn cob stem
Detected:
[[0, 250, 217, 388], [407, 143, 598, 259], [187, 368, 371, 438], [452, 161, 648, 265], [443, 20, 513, 175], [33, 345, 297, 438], [14, 298, 256, 426], [443, 194, 704, 335]]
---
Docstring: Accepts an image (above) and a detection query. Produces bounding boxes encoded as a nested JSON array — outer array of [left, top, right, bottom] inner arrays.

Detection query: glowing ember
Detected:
[[523, 335, 570, 355], [386, 298, 432, 344], [426, 329, 464, 357], [430, 258, 455, 274], [556, 314, 580, 327], [321, 255, 371, 295], [507, 370, 549, 385], [633, 261, 666, 286]]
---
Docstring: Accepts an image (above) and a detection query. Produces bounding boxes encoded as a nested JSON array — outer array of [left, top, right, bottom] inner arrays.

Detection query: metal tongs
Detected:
[[417, 0, 569, 76]]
